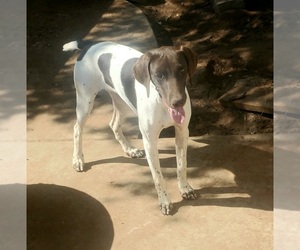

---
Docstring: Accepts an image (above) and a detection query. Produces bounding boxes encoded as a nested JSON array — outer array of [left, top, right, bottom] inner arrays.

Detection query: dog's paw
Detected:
[[160, 202, 173, 215], [126, 147, 144, 158], [72, 156, 84, 172], [180, 185, 197, 200]]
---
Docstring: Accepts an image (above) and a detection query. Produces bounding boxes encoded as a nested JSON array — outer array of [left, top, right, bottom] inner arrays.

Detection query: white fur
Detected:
[[66, 41, 196, 215], [63, 41, 79, 51]]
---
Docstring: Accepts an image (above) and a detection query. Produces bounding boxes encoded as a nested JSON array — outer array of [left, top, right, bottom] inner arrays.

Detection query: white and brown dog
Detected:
[[63, 41, 198, 215]]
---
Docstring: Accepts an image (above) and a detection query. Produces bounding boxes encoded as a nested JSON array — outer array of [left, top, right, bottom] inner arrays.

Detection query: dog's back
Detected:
[[66, 42, 143, 113]]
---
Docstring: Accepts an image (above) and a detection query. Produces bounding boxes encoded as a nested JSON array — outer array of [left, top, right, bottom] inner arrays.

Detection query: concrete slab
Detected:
[[27, 134, 273, 249]]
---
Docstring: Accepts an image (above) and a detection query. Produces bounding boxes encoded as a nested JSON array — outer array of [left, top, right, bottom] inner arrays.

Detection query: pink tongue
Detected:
[[168, 106, 185, 124]]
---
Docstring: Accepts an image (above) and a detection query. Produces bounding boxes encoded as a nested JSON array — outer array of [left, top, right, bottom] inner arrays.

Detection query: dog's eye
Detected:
[[156, 73, 164, 79], [179, 67, 185, 73]]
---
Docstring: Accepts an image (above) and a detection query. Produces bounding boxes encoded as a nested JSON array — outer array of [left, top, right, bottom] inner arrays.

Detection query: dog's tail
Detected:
[[62, 41, 80, 52], [63, 40, 95, 52]]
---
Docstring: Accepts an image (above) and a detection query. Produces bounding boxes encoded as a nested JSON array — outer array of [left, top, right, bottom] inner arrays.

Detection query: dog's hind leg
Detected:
[[73, 91, 96, 172], [108, 91, 144, 158]]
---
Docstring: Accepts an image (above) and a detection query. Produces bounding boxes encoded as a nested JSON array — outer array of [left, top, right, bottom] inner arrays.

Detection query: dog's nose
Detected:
[[172, 98, 186, 108]]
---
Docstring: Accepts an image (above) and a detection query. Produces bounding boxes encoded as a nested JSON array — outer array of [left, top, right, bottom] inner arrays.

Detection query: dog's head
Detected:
[[133, 46, 197, 109]]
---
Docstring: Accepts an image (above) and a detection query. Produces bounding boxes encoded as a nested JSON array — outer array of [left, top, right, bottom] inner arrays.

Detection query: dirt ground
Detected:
[[27, 0, 273, 137], [134, 0, 273, 136]]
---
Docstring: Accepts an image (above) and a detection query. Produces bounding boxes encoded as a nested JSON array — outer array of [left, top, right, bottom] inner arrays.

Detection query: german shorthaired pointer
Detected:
[[63, 41, 198, 215]]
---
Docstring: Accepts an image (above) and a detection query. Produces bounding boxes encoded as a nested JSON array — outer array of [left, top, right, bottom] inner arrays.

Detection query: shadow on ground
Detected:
[[27, 184, 114, 250], [27, 0, 273, 136], [84, 135, 273, 213], [27, 0, 157, 125], [27, 0, 114, 123], [0, 184, 26, 249]]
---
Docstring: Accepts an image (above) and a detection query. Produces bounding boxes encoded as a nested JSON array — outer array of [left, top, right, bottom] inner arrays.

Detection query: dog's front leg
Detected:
[[175, 126, 197, 200], [141, 132, 173, 215]]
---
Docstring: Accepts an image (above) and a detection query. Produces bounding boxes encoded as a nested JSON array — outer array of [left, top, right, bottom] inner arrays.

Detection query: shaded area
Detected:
[[275, 145, 300, 211], [274, 134, 300, 212], [27, 184, 114, 250], [86, 135, 273, 212], [273, 5, 300, 212], [0, 0, 26, 131], [27, 0, 113, 123], [27, 0, 273, 137], [184, 135, 273, 212], [274, 10, 300, 133], [0, 184, 26, 250], [27, 0, 114, 91], [274, 3, 300, 248], [27, 0, 157, 125], [137, 0, 273, 136]]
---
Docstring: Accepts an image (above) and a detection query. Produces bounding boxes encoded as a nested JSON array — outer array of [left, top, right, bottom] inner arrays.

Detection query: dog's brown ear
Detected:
[[133, 52, 152, 97], [180, 46, 198, 85]]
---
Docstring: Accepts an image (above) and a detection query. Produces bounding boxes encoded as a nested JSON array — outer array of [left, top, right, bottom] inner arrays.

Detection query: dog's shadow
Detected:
[[84, 149, 177, 172], [170, 185, 272, 216], [84, 137, 273, 213]]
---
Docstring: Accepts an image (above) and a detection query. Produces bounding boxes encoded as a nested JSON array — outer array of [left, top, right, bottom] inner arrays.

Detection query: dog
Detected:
[[63, 41, 198, 215]]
